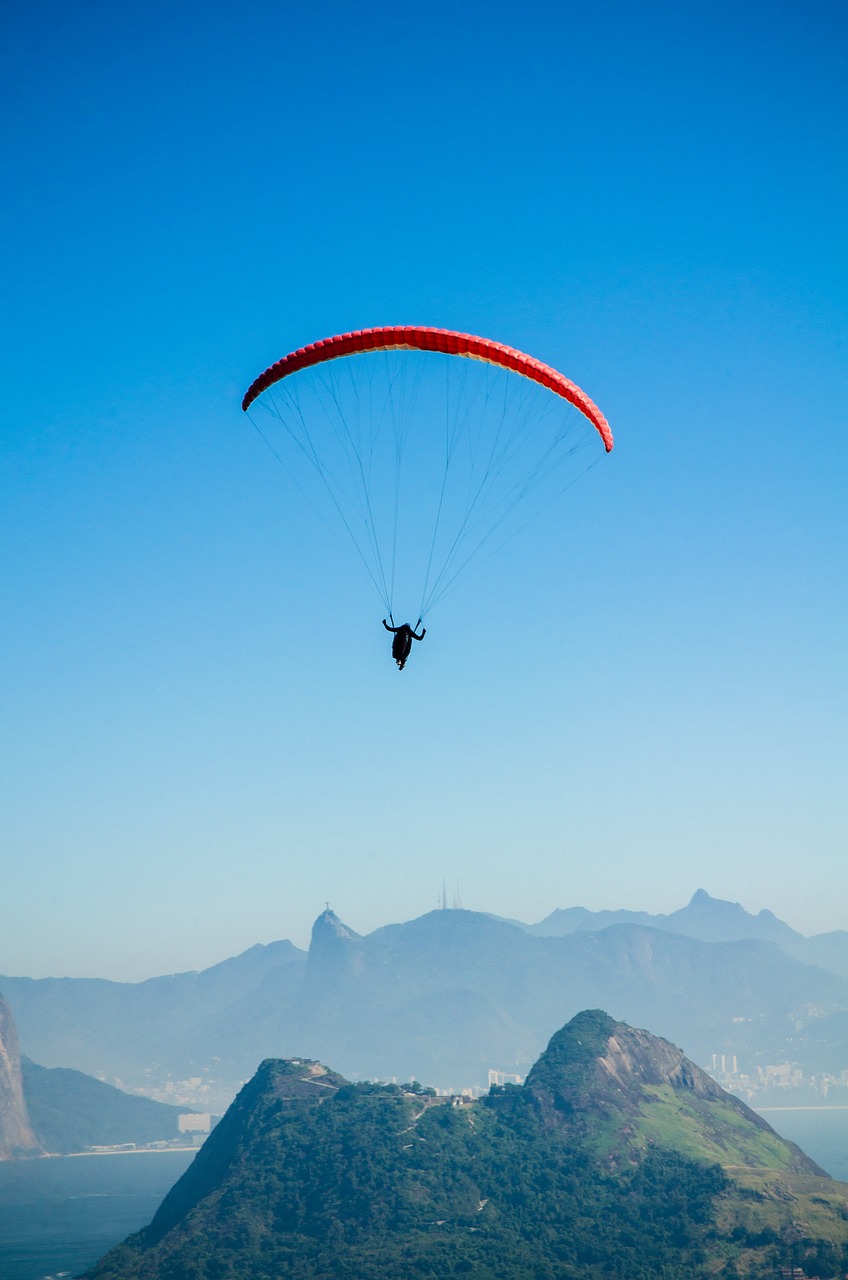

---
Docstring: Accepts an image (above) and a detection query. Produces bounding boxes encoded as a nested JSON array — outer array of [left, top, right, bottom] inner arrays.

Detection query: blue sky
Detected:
[[2, 0, 846, 979]]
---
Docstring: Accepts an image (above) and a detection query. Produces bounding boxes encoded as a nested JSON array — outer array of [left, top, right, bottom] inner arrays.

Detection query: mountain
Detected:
[[0, 989, 186, 1158], [530, 889, 848, 978], [20, 1058, 194, 1155], [529, 888, 803, 945], [4, 905, 848, 1107], [0, 994, 42, 1159], [83, 1012, 848, 1280], [0, 937, 306, 1107], [278, 908, 848, 1087]]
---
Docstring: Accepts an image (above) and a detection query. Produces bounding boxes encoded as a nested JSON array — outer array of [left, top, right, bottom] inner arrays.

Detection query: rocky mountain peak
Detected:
[[524, 1010, 824, 1176], [0, 994, 42, 1159], [669, 890, 802, 944], [524, 1008, 718, 1112], [303, 907, 363, 995], [604, 1022, 725, 1097], [309, 907, 361, 946], [525, 1008, 727, 1105]]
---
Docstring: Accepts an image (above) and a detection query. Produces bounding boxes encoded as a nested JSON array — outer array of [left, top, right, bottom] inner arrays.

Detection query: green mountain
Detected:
[[21, 1058, 192, 1154], [84, 1012, 848, 1280]]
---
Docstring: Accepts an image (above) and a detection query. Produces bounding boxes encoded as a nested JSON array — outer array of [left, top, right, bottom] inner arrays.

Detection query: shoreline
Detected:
[[57, 1145, 201, 1158], [755, 1105, 848, 1112]]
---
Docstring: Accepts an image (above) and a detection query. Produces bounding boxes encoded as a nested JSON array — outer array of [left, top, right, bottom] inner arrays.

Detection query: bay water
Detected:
[[756, 1106, 848, 1182], [0, 1150, 194, 1280]]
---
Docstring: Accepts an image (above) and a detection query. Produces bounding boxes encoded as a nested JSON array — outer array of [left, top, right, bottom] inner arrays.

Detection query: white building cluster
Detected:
[[707, 1053, 848, 1103]]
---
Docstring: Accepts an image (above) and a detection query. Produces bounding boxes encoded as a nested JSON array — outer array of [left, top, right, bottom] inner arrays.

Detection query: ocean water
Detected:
[[0, 1115, 846, 1278], [756, 1107, 848, 1181], [0, 1150, 194, 1280]]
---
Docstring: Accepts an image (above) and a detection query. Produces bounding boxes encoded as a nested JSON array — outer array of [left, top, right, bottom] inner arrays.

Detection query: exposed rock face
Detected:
[[306, 908, 361, 967], [525, 1009, 825, 1175], [598, 1025, 727, 1098], [527, 1008, 742, 1105], [0, 994, 42, 1158]]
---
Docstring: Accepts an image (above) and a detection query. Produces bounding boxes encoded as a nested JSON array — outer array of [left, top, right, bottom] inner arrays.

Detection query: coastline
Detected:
[[64, 1144, 202, 1156], [756, 1105, 848, 1113]]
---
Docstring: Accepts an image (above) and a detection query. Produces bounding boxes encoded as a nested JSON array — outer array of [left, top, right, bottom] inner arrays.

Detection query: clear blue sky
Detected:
[[2, 0, 846, 979]]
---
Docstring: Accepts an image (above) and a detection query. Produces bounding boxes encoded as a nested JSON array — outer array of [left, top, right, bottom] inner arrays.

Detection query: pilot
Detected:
[[382, 617, 426, 671]]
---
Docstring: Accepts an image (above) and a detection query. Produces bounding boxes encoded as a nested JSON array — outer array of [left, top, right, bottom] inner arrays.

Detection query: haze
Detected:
[[2, 0, 846, 981]]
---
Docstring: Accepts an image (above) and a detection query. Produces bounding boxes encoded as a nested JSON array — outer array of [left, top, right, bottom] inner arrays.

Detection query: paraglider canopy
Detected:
[[243, 325, 613, 453], [242, 326, 612, 622]]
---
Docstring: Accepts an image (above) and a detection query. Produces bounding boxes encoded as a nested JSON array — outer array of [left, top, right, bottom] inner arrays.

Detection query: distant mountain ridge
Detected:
[[0, 937, 306, 1097], [83, 1012, 848, 1280], [3, 892, 848, 1110], [21, 1058, 193, 1155], [1, 984, 197, 1157], [291, 907, 848, 1090], [524, 889, 848, 975]]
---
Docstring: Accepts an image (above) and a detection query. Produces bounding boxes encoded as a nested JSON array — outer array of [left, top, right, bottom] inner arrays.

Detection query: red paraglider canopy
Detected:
[[242, 325, 613, 453]]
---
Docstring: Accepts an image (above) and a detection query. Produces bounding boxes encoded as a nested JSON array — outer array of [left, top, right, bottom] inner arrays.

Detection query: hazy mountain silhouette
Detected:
[[0, 938, 306, 1095], [528, 889, 848, 976], [20, 1058, 193, 1155], [270, 907, 848, 1091], [4, 898, 848, 1108]]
